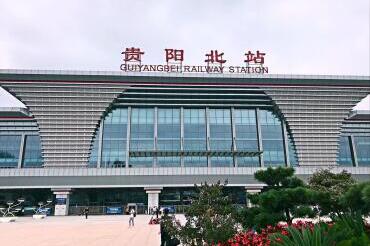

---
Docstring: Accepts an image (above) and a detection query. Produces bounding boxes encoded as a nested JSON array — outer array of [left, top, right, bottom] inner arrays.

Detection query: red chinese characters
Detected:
[[204, 50, 227, 65], [122, 47, 145, 62], [165, 49, 184, 62], [244, 50, 266, 65]]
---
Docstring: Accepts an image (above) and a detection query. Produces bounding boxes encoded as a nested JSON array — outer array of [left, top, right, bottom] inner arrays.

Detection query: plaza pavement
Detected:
[[0, 215, 161, 246]]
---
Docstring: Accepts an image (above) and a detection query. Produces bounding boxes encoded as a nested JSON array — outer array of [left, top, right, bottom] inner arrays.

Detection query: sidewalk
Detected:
[[0, 215, 161, 246]]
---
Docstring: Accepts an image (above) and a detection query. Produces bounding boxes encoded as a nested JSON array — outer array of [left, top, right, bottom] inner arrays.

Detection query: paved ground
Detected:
[[0, 215, 161, 246]]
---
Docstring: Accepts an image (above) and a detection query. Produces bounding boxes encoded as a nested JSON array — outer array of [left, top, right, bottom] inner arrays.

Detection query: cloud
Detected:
[[0, 0, 369, 108]]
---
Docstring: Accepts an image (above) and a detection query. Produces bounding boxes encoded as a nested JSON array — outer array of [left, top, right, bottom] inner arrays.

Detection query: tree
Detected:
[[340, 181, 370, 216], [162, 181, 238, 246], [308, 169, 356, 215], [239, 167, 318, 230]]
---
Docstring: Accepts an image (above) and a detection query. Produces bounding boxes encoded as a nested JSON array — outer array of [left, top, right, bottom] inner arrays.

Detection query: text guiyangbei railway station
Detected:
[[0, 69, 369, 215]]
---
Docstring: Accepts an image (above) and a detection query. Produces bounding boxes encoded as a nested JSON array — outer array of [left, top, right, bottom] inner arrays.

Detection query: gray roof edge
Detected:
[[0, 69, 369, 80], [349, 110, 370, 118]]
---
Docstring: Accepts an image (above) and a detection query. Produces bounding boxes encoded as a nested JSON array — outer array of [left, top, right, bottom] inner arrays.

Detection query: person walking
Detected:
[[129, 208, 135, 227], [84, 207, 89, 219]]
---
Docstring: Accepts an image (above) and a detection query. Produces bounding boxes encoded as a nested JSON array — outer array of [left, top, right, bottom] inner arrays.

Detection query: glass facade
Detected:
[[183, 109, 207, 167], [259, 110, 285, 166], [88, 129, 99, 167], [23, 135, 43, 167], [209, 109, 233, 167], [0, 135, 21, 168], [288, 135, 299, 166], [157, 108, 181, 167], [234, 109, 259, 167], [354, 136, 370, 166], [102, 109, 128, 168], [129, 108, 154, 167], [86, 106, 294, 168], [337, 136, 354, 166]]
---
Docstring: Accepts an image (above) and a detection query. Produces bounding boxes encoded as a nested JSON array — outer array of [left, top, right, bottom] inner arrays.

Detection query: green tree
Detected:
[[239, 167, 318, 230], [308, 169, 356, 216], [162, 181, 238, 246], [340, 181, 370, 216]]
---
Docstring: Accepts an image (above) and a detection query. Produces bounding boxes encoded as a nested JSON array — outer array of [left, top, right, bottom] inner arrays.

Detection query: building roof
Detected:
[[0, 107, 30, 118], [348, 110, 370, 121], [0, 69, 369, 87]]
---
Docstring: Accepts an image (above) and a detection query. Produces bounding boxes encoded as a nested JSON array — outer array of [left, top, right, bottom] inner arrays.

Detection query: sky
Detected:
[[0, 0, 369, 109]]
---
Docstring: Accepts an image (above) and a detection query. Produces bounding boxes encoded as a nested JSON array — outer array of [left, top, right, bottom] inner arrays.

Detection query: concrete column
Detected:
[[281, 120, 290, 167], [18, 134, 26, 168], [349, 135, 358, 167], [245, 186, 263, 208], [52, 188, 72, 216], [255, 108, 264, 167], [145, 187, 162, 210], [97, 120, 104, 168]]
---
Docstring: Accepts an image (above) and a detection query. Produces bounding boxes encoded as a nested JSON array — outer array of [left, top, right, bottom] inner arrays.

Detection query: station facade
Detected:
[[0, 70, 369, 214]]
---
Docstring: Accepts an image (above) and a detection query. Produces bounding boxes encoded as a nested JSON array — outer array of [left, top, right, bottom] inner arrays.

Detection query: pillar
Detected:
[[52, 188, 72, 216], [245, 185, 263, 208], [145, 187, 162, 210], [17, 134, 26, 168], [255, 108, 264, 167]]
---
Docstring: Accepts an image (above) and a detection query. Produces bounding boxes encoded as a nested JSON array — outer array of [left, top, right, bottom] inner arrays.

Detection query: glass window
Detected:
[[337, 136, 353, 166], [157, 156, 180, 167], [288, 134, 298, 166], [129, 157, 153, 168], [157, 108, 181, 151], [183, 156, 207, 167], [259, 110, 285, 166], [183, 109, 207, 151], [209, 109, 232, 151], [210, 156, 233, 167], [183, 108, 207, 167], [23, 135, 43, 167], [129, 108, 154, 167], [0, 135, 21, 168], [88, 129, 99, 167], [354, 136, 370, 166], [237, 156, 259, 167], [102, 108, 128, 168], [234, 109, 259, 167]]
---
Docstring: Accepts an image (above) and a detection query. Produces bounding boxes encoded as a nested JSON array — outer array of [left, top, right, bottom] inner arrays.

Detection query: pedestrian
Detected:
[[155, 206, 159, 219], [129, 208, 135, 227], [84, 207, 89, 219]]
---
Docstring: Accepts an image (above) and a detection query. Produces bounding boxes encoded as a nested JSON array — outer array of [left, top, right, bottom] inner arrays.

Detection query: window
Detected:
[[337, 136, 353, 166], [259, 110, 285, 166], [102, 108, 128, 168], [23, 135, 43, 167], [157, 108, 181, 167], [354, 136, 370, 166], [88, 129, 99, 167], [184, 109, 207, 167], [209, 109, 233, 167], [234, 109, 259, 167], [0, 135, 21, 168], [130, 108, 154, 166]]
